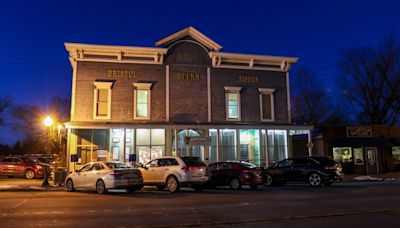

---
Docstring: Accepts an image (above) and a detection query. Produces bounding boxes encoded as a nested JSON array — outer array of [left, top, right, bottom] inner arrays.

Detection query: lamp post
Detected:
[[42, 116, 53, 187]]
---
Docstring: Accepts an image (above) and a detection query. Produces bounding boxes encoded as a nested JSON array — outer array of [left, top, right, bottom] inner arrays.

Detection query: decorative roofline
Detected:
[[155, 26, 222, 51]]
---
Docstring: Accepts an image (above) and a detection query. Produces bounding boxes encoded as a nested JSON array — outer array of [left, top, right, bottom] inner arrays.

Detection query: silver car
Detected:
[[138, 156, 209, 193], [65, 161, 143, 194]]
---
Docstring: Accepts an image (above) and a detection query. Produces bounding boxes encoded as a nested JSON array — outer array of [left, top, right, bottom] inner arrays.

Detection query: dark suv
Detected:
[[208, 161, 264, 190], [264, 157, 342, 187]]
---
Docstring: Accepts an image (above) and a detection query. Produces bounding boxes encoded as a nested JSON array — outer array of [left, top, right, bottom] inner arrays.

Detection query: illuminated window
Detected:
[[93, 81, 113, 119], [133, 83, 152, 119], [224, 86, 241, 121], [259, 88, 275, 122]]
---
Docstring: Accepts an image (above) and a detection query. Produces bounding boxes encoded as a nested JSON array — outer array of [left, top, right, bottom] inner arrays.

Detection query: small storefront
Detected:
[[314, 126, 400, 175]]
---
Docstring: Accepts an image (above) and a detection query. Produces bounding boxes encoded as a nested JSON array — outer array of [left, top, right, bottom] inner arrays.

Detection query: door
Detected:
[[0, 158, 14, 174], [85, 163, 103, 190], [11, 158, 25, 175], [366, 147, 378, 174], [75, 163, 92, 188], [142, 159, 158, 183]]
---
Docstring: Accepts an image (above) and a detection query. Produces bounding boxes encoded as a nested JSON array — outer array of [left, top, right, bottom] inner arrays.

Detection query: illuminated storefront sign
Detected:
[[176, 72, 200, 80]]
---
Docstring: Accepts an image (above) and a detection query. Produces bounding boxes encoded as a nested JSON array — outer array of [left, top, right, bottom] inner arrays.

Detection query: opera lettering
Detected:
[[176, 72, 200, 81], [107, 69, 138, 78]]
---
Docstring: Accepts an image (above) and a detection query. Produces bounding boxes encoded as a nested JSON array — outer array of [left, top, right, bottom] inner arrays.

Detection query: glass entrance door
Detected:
[[366, 147, 378, 174]]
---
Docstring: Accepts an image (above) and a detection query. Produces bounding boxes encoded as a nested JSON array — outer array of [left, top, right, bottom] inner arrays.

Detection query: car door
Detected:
[[74, 164, 92, 188], [291, 158, 310, 182], [0, 158, 14, 175], [12, 158, 25, 175], [273, 159, 294, 181], [85, 163, 103, 190], [219, 162, 232, 186], [142, 159, 159, 184]]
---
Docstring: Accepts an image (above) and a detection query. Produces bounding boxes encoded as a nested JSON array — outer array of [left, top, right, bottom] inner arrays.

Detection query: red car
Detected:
[[0, 156, 45, 179], [208, 161, 264, 190]]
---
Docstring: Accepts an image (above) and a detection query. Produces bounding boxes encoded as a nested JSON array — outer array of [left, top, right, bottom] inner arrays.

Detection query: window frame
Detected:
[[133, 83, 152, 120], [259, 88, 275, 122], [224, 86, 242, 121], [93, 81, 113, 120]]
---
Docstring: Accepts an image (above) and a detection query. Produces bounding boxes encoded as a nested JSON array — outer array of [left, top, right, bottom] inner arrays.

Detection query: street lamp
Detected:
[[42, 116, 53, 187]]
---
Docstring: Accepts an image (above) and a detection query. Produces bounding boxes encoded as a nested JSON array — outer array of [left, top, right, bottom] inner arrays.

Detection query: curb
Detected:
[[0, 186, 65, 192]]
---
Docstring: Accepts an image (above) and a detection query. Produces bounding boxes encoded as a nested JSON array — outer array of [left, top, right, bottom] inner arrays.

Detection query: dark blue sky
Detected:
[[1, 0, 400, 143]]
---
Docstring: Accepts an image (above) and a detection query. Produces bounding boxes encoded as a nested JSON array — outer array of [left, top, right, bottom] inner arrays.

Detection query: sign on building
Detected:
[[346, 126, 373, 138]]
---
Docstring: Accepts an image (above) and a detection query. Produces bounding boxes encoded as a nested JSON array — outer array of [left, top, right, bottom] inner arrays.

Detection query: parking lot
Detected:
[[1, 179, 400, 227]]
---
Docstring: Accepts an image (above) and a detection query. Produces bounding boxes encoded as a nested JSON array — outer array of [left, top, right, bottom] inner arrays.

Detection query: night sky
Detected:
[[1, 0, 400, 143]]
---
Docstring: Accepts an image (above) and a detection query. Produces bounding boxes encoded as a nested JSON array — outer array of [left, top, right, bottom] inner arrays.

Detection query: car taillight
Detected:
[[110, 172, 124, 177], [181, 166, 204, 172]]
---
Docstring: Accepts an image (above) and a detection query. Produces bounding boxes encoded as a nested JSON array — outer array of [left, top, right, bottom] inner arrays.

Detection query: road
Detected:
[[1, 181, 400, 227]]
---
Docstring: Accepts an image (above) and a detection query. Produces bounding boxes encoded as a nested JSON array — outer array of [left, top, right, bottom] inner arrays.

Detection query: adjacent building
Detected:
[[64, 26, 312, 171]]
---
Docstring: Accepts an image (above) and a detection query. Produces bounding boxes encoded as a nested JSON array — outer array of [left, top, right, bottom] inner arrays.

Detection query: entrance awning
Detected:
[[332, 138, 393, 147]]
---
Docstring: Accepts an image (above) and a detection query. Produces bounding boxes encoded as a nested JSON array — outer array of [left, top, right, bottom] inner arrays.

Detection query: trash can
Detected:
[[54, 167, 68, 186]]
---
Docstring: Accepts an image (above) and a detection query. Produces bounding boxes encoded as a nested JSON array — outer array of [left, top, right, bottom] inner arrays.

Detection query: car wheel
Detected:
[[308, 173, 322, 187], [264, 174, 273, 186], [25, 169, 35, 179], [166, 175, 180, 193], [229, 178, 241, 190], [96, 180, 107, 194], [66, 179, 75, 192]]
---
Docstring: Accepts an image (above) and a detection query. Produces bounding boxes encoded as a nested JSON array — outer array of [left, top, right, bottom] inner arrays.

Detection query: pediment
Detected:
[[155, 26, 222, 51]]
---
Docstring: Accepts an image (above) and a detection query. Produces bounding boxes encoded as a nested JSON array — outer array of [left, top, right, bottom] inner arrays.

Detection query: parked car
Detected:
[[0, 156, 45, 179], [65, 161, 143, 194], [138, 156, 209, 193], [264, 157, 342, 187], [207, 161, 264, 190]]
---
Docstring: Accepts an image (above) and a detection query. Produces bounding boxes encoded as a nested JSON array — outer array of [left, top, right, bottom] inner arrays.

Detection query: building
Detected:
[[303, 126, 400, 174], [64, 26, 312, 172]]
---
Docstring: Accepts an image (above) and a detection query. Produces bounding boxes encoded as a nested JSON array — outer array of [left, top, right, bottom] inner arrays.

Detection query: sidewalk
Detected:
[[0, 177, 65, 191], [342, 171, 400, 182]]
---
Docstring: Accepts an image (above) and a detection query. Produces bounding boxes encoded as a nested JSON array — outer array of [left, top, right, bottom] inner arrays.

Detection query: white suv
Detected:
[[138, 156, 209, 193]]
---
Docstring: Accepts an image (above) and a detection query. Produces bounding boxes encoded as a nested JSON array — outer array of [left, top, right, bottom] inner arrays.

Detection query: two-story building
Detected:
[[64, 26, 312, 171]]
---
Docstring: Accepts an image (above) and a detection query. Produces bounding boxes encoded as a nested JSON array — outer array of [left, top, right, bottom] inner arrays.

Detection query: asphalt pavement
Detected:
[[0, 181, 400, 227]]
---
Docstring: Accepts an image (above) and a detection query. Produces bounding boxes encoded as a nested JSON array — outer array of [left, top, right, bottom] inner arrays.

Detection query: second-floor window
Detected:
[[133, 83, 152, 119], [259, 88, 275, 121], [93, 81, 113, 119], [224, 86, 242, 121]]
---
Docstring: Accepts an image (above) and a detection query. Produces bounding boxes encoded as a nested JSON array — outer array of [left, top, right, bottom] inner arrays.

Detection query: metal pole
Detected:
[[42, 127, 50, 187]]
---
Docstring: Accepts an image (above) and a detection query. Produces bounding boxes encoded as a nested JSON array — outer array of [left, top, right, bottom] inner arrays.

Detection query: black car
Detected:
[[264, 157, 342, 187], [208, 161, 264, 190]]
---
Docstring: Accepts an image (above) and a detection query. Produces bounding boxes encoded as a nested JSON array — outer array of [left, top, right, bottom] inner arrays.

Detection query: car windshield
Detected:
[[180, 157, 206, 167], [105, 162, 131, 169], [239, 161, 257, 168]]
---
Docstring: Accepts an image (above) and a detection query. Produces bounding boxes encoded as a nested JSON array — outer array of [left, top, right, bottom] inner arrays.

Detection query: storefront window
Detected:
[[76, 129, 109, 164], [333, 147, 353, 163], [136, 129, 165, 164], [239, 129, 260, 165], [353, 148, 364, 165], [267, 130, 288, 165], [220, 129, 237, 161], [392, 147, 400, 161], [175, 130, 203, 159], [209, 129, 218, 163]]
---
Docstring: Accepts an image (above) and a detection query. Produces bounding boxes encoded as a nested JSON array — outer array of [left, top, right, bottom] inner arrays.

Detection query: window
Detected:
[[392, 147, 400, 161], [133, 83, 152, 119], [224, 86, 241, 120], [93, 81, 113, 119], [259, 88, 275, 121], [333, 147, 353, 163], [354, 148, 364, 165]]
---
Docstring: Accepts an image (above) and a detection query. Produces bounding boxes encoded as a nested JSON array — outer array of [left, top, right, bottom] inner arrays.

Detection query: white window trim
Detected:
[[133, 83, 152, 120], [259, 88, 275, 122], [93, 81, 113, 120], [224, 86, 242, 121]]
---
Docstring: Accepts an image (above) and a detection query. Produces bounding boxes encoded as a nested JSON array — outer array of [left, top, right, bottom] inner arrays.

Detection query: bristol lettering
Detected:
[[107, 69, 138, 78]]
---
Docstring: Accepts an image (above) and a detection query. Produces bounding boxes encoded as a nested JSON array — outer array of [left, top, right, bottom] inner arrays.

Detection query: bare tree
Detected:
[[337, 35, 400, 125], [291, 67, 346, 126], [0, 95, 12, 127]]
